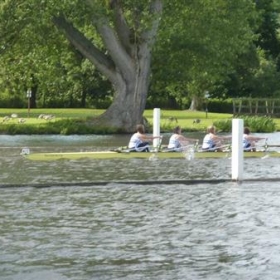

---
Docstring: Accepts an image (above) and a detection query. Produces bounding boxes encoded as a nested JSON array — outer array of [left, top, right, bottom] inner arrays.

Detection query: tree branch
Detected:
[[141, 0, 163, 46], [84, 0, 134, 81], [95, 17, 135, 81], [52, 14, 117, 81], [110, 0, 132, 53]]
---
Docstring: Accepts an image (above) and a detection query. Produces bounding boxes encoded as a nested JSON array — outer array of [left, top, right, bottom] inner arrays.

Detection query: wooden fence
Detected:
[[232, 98, 280, 117]]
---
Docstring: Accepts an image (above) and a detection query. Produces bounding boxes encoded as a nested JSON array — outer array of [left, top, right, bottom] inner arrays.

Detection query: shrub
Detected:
[[214, 116, 276, 133], [207, 99, 233, 114]]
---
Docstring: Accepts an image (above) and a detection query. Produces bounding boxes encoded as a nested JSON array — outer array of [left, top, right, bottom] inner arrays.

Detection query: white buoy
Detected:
[[232, 119, 244, 181], [153, 108, 161, 148]]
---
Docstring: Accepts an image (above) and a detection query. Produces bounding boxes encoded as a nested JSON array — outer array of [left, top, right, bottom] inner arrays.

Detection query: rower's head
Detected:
[[244, 127, 250, 135], [136, 124, 145, 134], [207, 125, 216, 134], [173, 126, 181, 134]]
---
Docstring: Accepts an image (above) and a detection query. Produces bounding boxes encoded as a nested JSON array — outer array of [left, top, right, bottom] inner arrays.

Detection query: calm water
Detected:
[[1, 134, 280, 279]]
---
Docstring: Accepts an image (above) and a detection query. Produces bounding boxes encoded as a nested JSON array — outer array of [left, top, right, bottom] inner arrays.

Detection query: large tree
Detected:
[[0, 0, 163, 131], [211, 0, 280, 100], [0, 0, 258, 130], [151, 0, 258, 110], [51, 1, 163, 131]]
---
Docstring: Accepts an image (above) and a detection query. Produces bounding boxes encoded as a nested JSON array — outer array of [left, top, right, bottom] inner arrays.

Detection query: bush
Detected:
[[0, 92, 25, 108], [214, 116, 276, 133], [207, 99, 233, 114]]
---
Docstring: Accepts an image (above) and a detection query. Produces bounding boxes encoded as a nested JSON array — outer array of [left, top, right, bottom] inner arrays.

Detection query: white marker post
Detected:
[[232, 119, 244, 181], [153, 108, 161, 148]]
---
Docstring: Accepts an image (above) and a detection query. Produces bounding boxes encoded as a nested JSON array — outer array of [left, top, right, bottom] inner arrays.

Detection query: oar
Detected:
[[245, 139, 280, 154], [247, 138, 269, 152], [154, 136, 163, 152], [162, 139, 199, 153], [265, 144, 280, 148], [149, 136, 163, 161], [259, 141, 280, 159], [163, 146, 188, 152], [110, 147, 134, 153], [196, 144, 231, 152]]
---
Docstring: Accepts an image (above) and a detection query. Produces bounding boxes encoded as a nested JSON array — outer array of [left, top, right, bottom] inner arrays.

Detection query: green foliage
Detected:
[[1, 0, 280, 117], [207, 99, 233, 114], [0, 118, 119, 135], [0, 91, 25, 108], [213, 119, 232, 132], [250, 50, 280, 97], [44, 119, 120, 135], [152, 0, 258, 105], [0, 108, 279, 134], [0, 0, 114, 109], [215, 0, 280, 100], [214, 116, 276, 132], [255, 0, 280, 59]]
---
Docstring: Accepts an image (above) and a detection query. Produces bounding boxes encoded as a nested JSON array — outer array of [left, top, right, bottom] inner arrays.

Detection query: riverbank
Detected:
[[0, 108, 278, 134]]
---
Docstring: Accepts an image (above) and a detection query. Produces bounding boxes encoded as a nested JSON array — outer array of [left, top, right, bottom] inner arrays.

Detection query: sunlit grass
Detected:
[[0, 108, 279, 132], [144, 109, 233, 132], [0, 108, 102, 125], [0, 108, 101, 118]]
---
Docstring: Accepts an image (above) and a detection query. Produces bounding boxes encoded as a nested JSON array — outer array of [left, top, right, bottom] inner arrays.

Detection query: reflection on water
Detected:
[[1, 134, 280, 279], [0, 134, 130, 148], [1, 183, 280, 280]]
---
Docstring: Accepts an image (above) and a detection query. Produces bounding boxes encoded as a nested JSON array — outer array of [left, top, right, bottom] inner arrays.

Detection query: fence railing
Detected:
[[232, 98, 280, 116]]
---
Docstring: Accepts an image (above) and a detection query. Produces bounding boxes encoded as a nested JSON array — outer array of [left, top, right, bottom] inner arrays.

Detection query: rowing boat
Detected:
[[20, 148, 280, 161]]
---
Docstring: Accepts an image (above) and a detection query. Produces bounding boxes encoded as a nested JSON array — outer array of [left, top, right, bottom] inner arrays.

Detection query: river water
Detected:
[[1, 133, 280, 279]]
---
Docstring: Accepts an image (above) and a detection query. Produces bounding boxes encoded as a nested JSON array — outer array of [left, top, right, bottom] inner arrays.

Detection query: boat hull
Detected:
[[21, 150, 280, 161]]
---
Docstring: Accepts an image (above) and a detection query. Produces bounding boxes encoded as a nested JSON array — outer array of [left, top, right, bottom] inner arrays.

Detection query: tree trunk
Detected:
[[81, 90, 86, 108], [52, 1, 162, 132], [189, 96, 200, 111], [30, 84, 37, 108], [30, 74, 37, 108], [98, 65, 150, 132]]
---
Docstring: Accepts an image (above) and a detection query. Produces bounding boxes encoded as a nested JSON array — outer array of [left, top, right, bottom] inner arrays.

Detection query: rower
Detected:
[[128, 124, 162, 152], [243, 127, 266, 152], [202, 125, 231, 152], [167, 126, 199, 152]]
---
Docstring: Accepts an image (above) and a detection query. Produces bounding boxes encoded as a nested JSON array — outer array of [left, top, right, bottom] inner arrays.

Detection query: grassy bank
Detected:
[[144, 110, 232, 132], [0, 108, 278, 134]]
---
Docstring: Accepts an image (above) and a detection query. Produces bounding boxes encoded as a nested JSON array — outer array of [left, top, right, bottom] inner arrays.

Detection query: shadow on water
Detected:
[[1, 134, 280, 279]]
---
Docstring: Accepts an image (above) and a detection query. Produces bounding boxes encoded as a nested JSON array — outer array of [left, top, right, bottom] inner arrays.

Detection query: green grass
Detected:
[[0, 108, 101, 119], [0, 108, 279, 133], [274, 119, 280, 130], [144, 109, 233, 132]]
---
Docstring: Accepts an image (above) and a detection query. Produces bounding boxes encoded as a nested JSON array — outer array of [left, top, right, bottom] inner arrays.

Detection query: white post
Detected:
[[232, 119, 244, 181], [153, 108, 161, 147]]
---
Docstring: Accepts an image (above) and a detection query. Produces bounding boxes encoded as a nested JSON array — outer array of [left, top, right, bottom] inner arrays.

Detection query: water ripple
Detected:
[[1, 135, 280, 279], [1, 183, 280, 279]]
